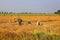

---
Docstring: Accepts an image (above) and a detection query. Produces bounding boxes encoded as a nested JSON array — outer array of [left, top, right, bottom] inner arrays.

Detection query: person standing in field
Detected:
[[18, 18, 22, 25]]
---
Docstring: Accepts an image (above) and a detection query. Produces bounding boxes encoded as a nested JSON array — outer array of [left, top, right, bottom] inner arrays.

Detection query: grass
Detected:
[[0, 24, 60, 40], [0, 30, 60, 40], [0, 25, 60, 40], [0, 13, 60, 40]]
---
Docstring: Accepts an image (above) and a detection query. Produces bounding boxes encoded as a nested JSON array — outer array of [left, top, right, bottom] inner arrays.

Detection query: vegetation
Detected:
[[0, 13, 60, 16], [0, 11, 60, 16], [0, 13, 60, 40], [0, 30, 60, 40], [54, 10, 60, 14]]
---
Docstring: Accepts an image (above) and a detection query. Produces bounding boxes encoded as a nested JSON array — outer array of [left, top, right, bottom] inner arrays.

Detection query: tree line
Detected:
[[0, 9, 60, 14]]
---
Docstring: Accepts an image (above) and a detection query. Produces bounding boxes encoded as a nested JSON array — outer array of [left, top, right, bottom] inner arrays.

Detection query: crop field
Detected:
[[0, 14, 60, 40]]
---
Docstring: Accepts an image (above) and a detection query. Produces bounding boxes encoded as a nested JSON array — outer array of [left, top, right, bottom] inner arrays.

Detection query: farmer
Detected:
[[18, 18, 22, 25], [27, 20, 31, 25], [36, 21, 40, 26]]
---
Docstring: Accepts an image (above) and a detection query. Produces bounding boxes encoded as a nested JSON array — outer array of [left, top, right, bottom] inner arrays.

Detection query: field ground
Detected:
[[0, 14, 60, 40]]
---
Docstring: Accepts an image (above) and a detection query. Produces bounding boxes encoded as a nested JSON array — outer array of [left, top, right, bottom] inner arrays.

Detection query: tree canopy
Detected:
[[54, 10, 60, 14]]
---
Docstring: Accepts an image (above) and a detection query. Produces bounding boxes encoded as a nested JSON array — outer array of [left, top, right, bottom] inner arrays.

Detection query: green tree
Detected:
[[57, 10, 60, 13], [54, 10, 60, 14]]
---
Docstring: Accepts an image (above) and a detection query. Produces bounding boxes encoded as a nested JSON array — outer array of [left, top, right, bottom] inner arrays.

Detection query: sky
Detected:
[[0, 0, 60, 13]]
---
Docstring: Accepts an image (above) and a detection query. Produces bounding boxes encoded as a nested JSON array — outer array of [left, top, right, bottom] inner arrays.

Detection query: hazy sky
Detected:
[[0, 0, 60, 13]]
